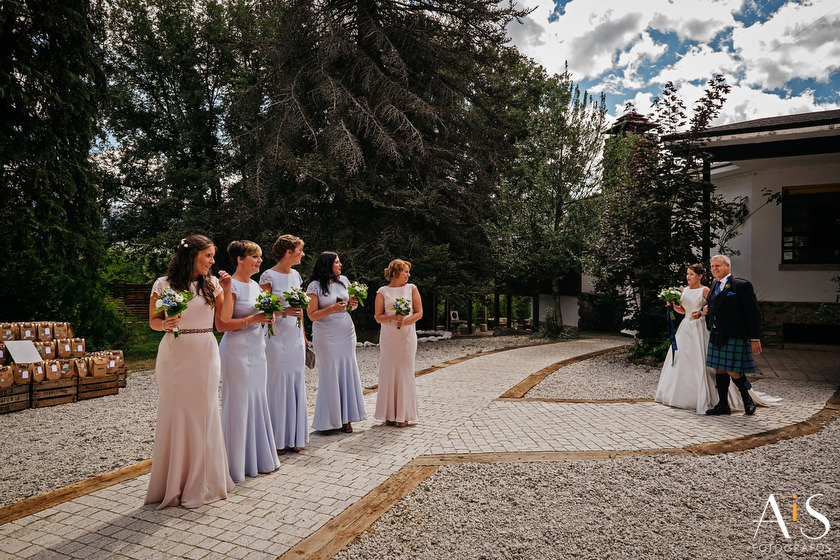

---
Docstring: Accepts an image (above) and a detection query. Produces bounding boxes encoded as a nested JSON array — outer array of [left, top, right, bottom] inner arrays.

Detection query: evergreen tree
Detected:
[[490, 61, 606, 326], [228, 0, 529, 291], [595, 76, 745, 342], [0, 0, 129, 347], [101, 0, 239, 272]]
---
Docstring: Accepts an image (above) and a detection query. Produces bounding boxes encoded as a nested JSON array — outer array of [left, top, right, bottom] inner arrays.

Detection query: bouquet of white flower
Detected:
[[393, 297, 411, 329], [658, 287, 682, 320], [155, 288, 194, 338], [346, 281, 368, 312], [282, 287, 310, 328], [255, 291, 283, 337]]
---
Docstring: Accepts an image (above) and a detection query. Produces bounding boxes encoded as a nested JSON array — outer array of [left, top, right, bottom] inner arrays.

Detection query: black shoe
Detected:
[[733, 376, 756, 416], [705, 402, 732, 415]]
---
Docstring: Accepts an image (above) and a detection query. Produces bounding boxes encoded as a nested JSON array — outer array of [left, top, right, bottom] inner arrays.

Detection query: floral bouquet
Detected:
[[155, 288, 194, 338], [658, 287, 682, 320], [255, 291, 283, 337], [282, 287, 310, 328], [393, 297, 411, 329], [346, 281, 369, 312]]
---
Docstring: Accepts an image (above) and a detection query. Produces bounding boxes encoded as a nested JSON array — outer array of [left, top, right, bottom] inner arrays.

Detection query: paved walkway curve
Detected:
[[0, 336, 836, 559]]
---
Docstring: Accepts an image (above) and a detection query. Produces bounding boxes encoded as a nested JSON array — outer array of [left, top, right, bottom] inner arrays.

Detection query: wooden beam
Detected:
[[0, 460, 153, 526], [279, 464, 438, 560]]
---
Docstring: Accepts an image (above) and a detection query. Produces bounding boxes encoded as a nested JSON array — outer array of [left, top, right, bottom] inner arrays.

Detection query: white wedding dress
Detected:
[[654, 287, 781, 414]]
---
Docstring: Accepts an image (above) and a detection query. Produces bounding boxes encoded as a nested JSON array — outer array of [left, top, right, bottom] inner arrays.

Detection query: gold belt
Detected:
[[169, 328, 213, 335]]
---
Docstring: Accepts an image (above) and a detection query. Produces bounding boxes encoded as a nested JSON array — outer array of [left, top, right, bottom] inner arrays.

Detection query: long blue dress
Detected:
[[306, 276, 367, 431], [219, 278, 280, 482], [259, 268, 309, 450]]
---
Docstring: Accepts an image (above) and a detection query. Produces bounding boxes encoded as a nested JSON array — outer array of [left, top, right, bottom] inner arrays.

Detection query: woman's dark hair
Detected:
[[307, 252, 344, 296], [271, 234, 303, 260], [688, 263, 706, 283], [166, 235, 216, 306]]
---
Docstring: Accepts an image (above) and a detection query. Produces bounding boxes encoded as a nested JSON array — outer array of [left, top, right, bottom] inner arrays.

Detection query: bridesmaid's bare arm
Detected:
[[402, 286, 423, 327]]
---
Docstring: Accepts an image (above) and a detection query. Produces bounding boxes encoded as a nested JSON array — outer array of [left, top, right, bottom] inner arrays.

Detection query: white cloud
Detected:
[[509, 0, 840, 122], [717, 84, 840, 123], [733, 1, 840, 89], [654, 44, 740, 85], [612, 90, 657, 116], [510, 0, 743, 80], [615, 80, 840, 125]]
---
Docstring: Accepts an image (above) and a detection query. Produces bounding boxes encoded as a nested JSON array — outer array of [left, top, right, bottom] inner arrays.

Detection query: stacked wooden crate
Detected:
[[0, 322, 127, 413]]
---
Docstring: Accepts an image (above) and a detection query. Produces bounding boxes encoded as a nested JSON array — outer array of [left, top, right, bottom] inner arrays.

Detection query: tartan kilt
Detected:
[[706, 337, 755, 373]]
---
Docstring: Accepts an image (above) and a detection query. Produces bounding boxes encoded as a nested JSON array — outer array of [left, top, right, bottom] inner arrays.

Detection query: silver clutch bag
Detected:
[[305, 345, 316, 369]]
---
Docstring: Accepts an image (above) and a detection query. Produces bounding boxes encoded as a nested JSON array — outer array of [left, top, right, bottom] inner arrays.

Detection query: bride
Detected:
[[654, 264, 781, 414]]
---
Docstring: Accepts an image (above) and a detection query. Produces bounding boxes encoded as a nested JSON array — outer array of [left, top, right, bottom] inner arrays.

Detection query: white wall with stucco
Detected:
[[711, 153, 839, 303]]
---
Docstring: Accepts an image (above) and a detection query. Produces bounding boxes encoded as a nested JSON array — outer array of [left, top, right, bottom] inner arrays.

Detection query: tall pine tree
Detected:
[[0, 0, 129, 347], [228, 0, 529, 290]]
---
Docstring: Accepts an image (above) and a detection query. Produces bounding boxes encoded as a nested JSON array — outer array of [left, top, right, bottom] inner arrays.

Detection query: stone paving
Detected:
[[0, 336, 837, 559]]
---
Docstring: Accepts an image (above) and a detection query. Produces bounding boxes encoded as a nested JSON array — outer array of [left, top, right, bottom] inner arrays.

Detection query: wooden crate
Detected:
[[117, 370, 127, 388], [78, 373, 119, 400], [0, 384, 30, 414], [32, 378, 77, 409]]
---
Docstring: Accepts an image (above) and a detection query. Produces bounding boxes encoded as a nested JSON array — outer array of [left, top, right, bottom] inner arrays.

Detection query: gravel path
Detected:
[[334, 348, 840, 560], [0, 335, 534, 509], [525, 350, 797, 402], [334, 420, 840, 559], [526, 350, 661, 399]]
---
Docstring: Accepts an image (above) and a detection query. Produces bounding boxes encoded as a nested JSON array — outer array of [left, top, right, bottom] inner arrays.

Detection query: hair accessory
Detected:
[[181, 238, 189, 248]]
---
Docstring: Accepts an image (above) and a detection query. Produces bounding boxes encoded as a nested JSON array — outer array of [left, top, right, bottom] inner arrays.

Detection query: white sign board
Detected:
[[5, 341, 44, 363]]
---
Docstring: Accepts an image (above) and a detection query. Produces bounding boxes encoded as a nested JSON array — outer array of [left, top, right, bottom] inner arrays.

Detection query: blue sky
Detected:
[[507, 0, 840, 124]]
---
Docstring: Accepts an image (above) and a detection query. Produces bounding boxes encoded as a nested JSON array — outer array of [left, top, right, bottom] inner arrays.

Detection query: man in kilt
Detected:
[[702, 254, 761, 415]]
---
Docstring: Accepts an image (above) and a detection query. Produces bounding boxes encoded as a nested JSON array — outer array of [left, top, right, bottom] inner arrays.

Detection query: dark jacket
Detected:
[[706, 276, 761, 340]]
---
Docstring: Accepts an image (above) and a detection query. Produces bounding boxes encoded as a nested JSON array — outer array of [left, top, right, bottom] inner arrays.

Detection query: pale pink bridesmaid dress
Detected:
[[374, 284, 419, 423], [145, 277, 234, 508]]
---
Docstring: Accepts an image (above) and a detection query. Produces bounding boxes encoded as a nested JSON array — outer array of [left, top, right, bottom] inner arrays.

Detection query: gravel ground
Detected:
[[334, 420, 840, 559], [5, 337, 837, 560], [526, 350, 661, 399], [0, 334, 534, 508], [525, 350, 798, 402], [334, 349, 840, 560]]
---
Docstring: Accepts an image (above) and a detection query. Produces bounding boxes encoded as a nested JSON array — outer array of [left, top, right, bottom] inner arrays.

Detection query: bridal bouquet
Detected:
[[346, 281, 368, 312], [155, 288, 194, 338], [658, 287, 682, 320], [282, 287, 310, 328], [393, 297, 411, 329], [255, 291, 283, 338]]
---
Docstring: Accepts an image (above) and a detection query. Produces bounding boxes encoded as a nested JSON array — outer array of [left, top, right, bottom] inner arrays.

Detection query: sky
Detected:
[[507, 0, 840, 125]]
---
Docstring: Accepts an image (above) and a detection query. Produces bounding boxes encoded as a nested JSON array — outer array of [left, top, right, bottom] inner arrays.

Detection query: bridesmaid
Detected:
[[374, 259, 422, 427], [145, 235, 234, 508], [306, 252, 367, 433], [217, 240, 280, 482], [259, 234, 309, 453]]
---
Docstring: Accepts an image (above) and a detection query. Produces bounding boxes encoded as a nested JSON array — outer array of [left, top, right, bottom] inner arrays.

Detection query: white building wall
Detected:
[[711, 154, 839, 303], [535, 294, 580, 327]]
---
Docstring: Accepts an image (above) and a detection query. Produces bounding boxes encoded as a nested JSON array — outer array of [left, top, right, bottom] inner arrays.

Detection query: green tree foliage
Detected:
[[101, 0, 240, 272], [0, 0, 130, 348], [490, 61, 606, 326], [594, 76, 746, 342], [227, 0, 529, 292]]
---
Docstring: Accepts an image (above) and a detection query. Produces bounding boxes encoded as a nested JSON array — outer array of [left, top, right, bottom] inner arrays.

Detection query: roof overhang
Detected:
[[700, 113, 840, 162]]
